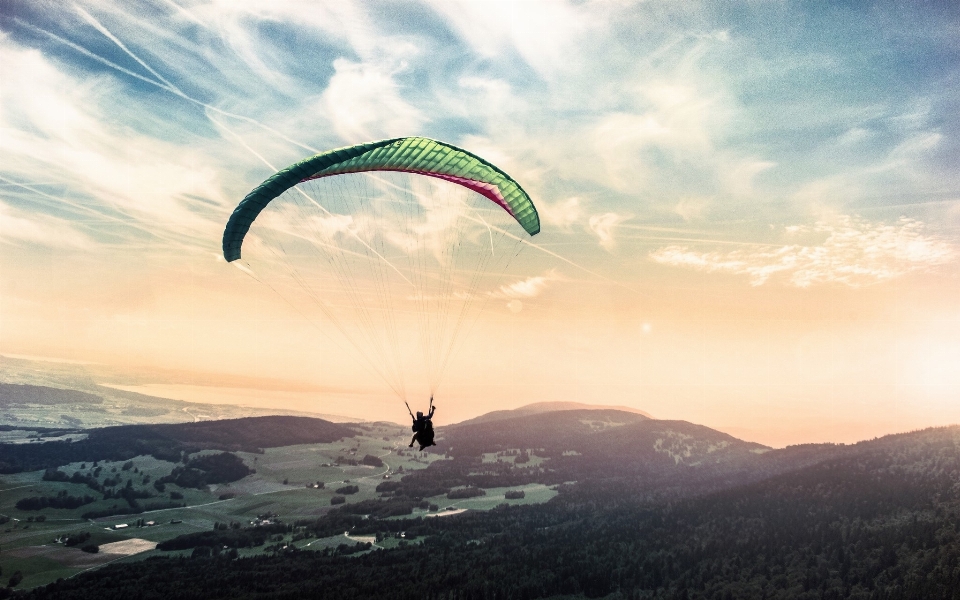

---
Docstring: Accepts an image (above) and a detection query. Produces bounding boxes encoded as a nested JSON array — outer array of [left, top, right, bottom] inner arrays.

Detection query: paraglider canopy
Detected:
[[223, 137, 539, 262], [221, 136, 540, 403]]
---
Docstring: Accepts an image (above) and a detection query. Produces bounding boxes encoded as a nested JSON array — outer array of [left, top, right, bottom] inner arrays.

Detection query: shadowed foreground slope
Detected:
[[17, 425, 960, 600]]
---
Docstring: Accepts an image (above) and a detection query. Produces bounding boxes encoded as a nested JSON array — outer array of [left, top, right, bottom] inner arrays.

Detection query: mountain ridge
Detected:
[[453, 401, 653, 427]]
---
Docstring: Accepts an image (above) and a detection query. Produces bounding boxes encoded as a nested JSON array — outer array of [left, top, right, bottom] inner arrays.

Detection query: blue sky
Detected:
[[1, 1, 959, 445]]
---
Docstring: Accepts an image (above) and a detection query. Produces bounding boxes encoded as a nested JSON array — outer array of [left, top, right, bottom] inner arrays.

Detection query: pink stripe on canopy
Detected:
[[300, 169, 516, 218]]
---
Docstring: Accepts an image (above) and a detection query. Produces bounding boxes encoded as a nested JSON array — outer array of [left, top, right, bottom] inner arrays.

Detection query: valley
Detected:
[[2, 387, 959, 598]]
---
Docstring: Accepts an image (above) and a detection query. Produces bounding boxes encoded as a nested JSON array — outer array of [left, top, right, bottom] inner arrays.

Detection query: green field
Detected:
[[0, 422, 553, 590]]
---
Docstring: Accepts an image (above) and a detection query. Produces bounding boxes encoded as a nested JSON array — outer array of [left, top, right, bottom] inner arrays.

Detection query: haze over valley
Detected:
[[2, 377, 959, 598]]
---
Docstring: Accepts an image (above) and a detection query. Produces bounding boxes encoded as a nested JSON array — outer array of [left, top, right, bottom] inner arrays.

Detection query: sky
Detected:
[[1, 1, 959, 446]]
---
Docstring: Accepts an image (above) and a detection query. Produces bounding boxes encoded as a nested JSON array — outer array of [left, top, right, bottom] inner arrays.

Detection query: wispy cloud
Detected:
[[322, 59, 425, 143], [0, 201, 93, 249], [0, 37, 230, 252], [650, 216, 955, 287], [540, 197, 583, 230], [588, 212, 629, 251], [424, 0, 591, 77], [495, 270, 560, 299]]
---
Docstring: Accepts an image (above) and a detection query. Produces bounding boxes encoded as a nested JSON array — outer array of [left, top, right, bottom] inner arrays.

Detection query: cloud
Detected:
[[309, 213, 356, 239], [722, 159, 777, 198], [425, 0, 591, 77], [540, 196, 583, 230], [321, 58, 425, 143], [673, 197, 708, 221], [495, 270, 559, 299], [588, 212, 629, 251], [0, 201, 93, 249], [649, 216, 955, 287], [587, 79, 721, 191], [0, 38, 230, 253]]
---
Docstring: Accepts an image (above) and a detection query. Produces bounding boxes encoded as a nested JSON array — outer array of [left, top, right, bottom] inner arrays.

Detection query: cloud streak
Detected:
[[650, 216, 955, 287], [588, 212, 629, 251], [0, 201, 94, 249], [495, 270, 560, 299]]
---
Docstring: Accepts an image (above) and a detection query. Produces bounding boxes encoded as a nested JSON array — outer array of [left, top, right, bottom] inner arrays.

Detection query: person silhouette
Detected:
[[408, 397, 436, 450]]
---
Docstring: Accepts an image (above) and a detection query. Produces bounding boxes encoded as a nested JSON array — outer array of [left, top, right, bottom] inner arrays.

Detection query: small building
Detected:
[[113, 523, 129, 529]]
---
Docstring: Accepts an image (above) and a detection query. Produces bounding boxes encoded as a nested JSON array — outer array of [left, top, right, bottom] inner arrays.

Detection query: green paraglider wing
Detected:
[[223, 137, 539, 262]]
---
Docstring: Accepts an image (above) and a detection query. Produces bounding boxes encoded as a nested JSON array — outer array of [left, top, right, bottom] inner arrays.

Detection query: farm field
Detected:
[[0, 420, 556, 588]]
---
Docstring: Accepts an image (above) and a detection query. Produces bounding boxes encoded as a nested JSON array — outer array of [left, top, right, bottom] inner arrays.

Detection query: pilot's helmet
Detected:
[[416, 411, 423, 418]]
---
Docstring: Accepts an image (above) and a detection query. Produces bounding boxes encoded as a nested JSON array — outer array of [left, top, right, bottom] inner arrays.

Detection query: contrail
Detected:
[[19, 20, 320, 154], [0, 175, 163, 242], [207, 115, 278, 173], [25, 13, 621, 296], [486, 219, 647, 297], [74, 4, 185, 96], [18, 17, 411, 291], [854, 198, 960, 212], [0, 181, 61, 188], [19, 21, 171, 89], [623, 235, 785, 248], [613, 223, 721, 235], [156, 0, 206, 27]]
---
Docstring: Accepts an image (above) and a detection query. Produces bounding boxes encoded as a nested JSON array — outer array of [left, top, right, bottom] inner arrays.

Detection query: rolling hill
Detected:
[[438, 408, 651, 455], [453, 401, 653, 427], [0, 416, 358, 473], [22, 419, 960, 600]]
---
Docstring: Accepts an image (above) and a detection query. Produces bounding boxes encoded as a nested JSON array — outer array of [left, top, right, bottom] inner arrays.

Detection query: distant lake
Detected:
[[98, 383, 398, 423]]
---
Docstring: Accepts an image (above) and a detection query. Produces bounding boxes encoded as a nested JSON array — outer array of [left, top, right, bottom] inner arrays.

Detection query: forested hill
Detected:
[[128, 416, 357, 449], [0, 416, 357, 473], [454, 401, 653, 427], [438, 408, 652, 455], [437, 409, 765, 462], [22, 425, 960, 599], [401, 410, 774, 502]]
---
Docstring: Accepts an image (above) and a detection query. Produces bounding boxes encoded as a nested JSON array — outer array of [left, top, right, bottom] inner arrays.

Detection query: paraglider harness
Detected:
[[407, 396, 436, 450]]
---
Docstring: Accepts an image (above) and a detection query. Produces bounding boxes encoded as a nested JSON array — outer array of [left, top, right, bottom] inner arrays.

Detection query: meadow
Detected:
[[0, 421, 552, 588]]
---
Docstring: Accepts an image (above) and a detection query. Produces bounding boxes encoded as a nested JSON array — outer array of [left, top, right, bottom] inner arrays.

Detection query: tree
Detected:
[[361, 455, 384, 467]]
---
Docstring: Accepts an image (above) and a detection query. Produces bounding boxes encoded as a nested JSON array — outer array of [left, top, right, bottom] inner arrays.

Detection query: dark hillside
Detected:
[[0, 416, 357, 473], [23, 426, 960, 600], [437, 408, 649, 456], [543, 419, 771, 490], [580, 419, 767, 463], [397, 413, 938, 509], [437, 409, 865, 487], [393, 413, 775, 502], [137, 415, 357, 450], [455, 401, 652, 427]]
